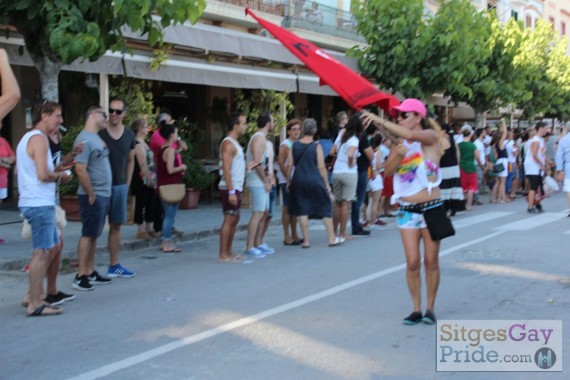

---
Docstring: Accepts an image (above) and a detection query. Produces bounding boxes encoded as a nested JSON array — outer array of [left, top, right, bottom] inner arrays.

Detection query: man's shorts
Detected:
[[79, 194, 111, 238], [332, 172, 357, 201], [564, 178, 570, 192], [20, 206, 59, 250], [108, 184, 128, 224], [526, 175, 542, 192], [249, 186, 270, 212], [220, 189, 241, 215]]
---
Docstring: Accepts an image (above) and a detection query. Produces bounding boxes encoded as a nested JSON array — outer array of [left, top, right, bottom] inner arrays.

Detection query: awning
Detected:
[[121, 22, 361, 72], [0, 41, 337, 96]]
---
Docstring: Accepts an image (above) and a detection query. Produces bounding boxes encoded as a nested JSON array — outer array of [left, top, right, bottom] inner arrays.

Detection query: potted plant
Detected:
[[179, 159, 216, 209]]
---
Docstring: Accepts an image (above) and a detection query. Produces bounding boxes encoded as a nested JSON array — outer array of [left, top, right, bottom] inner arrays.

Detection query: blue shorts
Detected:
[[20, 206, 59, 250], [79, 194, 110, 238], [249, 186, 270, 212], [108, 184, 128, 224]]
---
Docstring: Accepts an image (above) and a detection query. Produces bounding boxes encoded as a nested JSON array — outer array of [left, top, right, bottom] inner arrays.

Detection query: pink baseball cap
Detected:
[[391, 98, 427, 118]]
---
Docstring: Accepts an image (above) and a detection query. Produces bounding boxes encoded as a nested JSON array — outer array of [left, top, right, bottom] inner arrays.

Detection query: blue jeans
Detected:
[[506, 163, 516, 194], [161, 199, 179, 241], [351, 170, 369, 233], [20, 206, 59, 250]]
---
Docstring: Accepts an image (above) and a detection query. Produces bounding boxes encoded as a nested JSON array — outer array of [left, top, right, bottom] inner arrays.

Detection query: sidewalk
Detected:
[[0, 200, 281, 271]]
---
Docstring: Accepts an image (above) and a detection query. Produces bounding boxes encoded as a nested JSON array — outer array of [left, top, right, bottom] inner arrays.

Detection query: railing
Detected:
[[217, 0, 364, 42]]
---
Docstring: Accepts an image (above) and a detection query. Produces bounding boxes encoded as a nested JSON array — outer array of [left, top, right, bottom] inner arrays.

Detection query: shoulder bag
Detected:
[[159, 184, 185, 203]]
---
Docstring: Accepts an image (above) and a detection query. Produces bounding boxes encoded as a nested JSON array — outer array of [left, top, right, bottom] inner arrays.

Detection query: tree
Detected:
[[0, 0, 206, 101], [350, 0, 428, 98]]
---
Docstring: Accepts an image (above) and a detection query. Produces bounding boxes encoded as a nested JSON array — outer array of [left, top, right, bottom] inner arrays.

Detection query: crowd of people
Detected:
[[3, 44, 570, 322]]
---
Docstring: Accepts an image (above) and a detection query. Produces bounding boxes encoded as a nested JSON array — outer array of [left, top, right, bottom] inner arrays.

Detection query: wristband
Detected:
[[228, 189, 236, 195]]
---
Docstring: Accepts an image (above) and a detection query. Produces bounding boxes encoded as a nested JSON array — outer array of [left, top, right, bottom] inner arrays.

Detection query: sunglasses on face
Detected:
[[398, 112, 415, 119], [94, 111, 108, 118], [109, 108, 124, 115]]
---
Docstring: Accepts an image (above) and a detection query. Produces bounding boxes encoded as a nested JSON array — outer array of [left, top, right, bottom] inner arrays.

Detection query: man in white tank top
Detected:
[[244, 113, 275, 258], [17, 101, 71, 317], [218, 112, 248, 262]]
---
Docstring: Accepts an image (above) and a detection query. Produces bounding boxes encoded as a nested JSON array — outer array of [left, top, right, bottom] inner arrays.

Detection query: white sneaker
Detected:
[[257, 243, 275, 254], [368, 224, 384, 231]]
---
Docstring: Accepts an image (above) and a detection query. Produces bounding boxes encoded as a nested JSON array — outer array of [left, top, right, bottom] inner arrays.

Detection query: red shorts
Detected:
[[220, 189, 241, 214], [381, 173, 394, 197], [460, 170, 478, 192]]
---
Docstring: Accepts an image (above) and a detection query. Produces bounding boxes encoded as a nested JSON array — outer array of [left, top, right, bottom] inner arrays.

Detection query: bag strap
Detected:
[[293, 142, 314, 166]]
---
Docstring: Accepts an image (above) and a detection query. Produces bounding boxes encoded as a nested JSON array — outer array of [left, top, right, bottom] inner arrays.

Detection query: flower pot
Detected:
[[59, 195, 81, 221], [179, 188, 201, 210]]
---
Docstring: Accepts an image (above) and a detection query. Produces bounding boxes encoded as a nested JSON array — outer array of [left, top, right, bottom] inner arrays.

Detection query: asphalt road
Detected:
[[1, 193, 569, 380]]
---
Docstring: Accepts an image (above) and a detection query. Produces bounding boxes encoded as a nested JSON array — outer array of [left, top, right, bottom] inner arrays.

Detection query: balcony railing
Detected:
[[217, 0, 364, 42]]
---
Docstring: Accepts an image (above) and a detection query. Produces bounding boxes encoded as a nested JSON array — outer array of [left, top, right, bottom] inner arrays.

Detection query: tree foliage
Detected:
[[0, 0, 206, 100]]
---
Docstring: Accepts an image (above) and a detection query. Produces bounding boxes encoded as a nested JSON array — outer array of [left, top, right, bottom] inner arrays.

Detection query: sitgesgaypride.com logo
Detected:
[[436, 320, 562, 371]]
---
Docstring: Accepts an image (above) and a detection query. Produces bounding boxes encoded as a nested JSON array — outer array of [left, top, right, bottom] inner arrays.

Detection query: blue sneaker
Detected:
[[108, 264, 136, 278], [256, 243, 275, 254], [244, 247, 266, 259]]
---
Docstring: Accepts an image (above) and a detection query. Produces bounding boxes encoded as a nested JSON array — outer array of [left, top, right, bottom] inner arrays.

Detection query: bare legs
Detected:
[[333, 200, 350, 238], [297, 215, 336, 247], [219, 213, 240, 260], [400, 228, 440, 313], [246, 211, 266, 250], [281, 206, 300, 243], [108, 224, 121, 267]]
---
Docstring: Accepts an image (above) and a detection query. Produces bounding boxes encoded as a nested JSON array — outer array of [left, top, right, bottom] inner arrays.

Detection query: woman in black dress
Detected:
[[288, 119, 341, 248], [439, 124, 465, 216]]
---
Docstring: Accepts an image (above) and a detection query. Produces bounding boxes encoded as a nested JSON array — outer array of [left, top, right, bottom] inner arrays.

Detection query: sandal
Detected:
[[27, 304, 63, 317], [328, 237, 345, 247]]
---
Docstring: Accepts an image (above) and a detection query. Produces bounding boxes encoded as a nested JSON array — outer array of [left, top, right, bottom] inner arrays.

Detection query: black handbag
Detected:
[[493, 163, 505, 173], [423, 205, 455, 241]]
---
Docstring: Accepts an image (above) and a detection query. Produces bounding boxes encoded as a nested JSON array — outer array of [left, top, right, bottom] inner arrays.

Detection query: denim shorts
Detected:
[[79, 194, 111, 238], [108, 184, 128, 224], [20, 206, 59, 250], [249, 186, 270, 212]]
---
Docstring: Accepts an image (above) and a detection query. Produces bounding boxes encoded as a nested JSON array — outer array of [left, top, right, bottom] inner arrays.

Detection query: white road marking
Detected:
[[495, 211, 569, 231], [66, 231, 504, 380], [451, 212, 514, 229]]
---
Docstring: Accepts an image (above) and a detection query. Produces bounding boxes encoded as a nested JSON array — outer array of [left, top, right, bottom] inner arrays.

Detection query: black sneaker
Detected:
[[535, 203, 543, 213], [352, 229, 371, 236], [88, 271, 112, 285], [45, 291, 76, 306], [403, 311, 423, 325], [422, 309, 437, 325], [73, 275, 94, 291], [527, 207, 538, 214]]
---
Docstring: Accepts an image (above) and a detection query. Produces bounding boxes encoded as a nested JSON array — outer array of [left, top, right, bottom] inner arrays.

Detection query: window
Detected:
[[526, 15, 531, 28], [511, 11, 518, 21], [550, 17, 555, 30], [562, 22, 566, 35]]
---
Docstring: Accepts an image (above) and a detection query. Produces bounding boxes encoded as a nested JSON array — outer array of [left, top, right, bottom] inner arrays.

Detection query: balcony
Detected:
[[217, 0, 364, 42]]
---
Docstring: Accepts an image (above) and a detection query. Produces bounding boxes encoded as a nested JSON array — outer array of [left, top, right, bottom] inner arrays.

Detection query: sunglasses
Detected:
[[398, 112, 415, 119], [109, 108, 124, 115], [94, 110, 108, 118]]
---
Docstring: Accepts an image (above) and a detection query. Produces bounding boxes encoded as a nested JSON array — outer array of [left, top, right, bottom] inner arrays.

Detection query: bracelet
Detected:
[[228, 189, 236, 195]]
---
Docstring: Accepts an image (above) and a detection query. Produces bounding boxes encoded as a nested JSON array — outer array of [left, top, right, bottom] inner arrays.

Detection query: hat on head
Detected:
[[391, 98, 427, 118]]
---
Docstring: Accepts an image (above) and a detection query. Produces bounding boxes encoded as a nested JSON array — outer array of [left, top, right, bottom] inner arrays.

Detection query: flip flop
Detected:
[[161, 247, 182, 253], [218, 256, 244, 263], [27, 304, 63, 317], [301, 244, 311, 249], [328, 237, 345, 247]]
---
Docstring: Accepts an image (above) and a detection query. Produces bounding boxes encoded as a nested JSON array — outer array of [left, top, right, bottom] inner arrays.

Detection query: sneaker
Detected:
[[422, 309, 437, 325], [73, 275, 94, 291], [360, 220, 368, 228], [535, 203, 543, 213], [352, 229, 371, 236], [403, 311, 423, 325], [256, 243, 275, 254], [88, 271, 112, 285], [45, 291, 76, 306], [244, 247, 266, 259], [368, 224, 384, 231], [108, 264, 136, 278], [375, 219, 387, 226], [527, 207, 538, 214]]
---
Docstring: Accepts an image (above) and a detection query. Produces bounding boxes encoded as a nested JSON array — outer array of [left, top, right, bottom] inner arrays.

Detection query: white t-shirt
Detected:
[[332, 135, 359, 174], [453, 134, 464, 144], [524, 136, 546, 175], [505, 140, 517, 164], [474, 138, 486, 165], [483, 135, 492, 156]]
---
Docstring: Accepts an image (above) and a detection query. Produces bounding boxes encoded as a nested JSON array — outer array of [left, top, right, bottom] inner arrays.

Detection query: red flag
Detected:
[[245, 8, 399, 113]]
